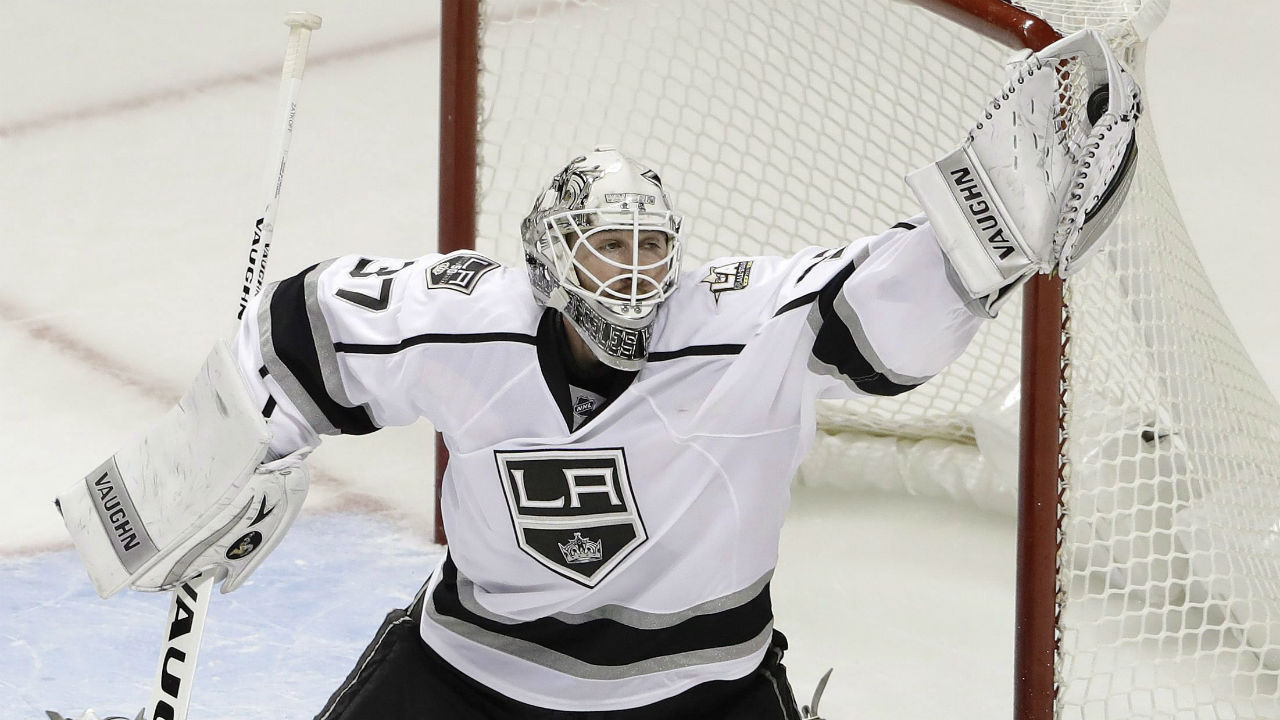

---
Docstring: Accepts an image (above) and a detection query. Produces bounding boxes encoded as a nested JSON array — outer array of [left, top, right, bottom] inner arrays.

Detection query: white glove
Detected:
[[129, 447, 311, 594], [907, 29, 1142, 315]]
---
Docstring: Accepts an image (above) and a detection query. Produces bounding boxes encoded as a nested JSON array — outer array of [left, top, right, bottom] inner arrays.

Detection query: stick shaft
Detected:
[[147, 575, 214, 720], [149, 14, 321, 720], [237, 15, 321, 320]]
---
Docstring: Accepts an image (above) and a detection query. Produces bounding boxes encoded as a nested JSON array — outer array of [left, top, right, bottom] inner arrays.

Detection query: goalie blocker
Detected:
[[907, 29, 1141, 316], [56, 342, 309, 598]]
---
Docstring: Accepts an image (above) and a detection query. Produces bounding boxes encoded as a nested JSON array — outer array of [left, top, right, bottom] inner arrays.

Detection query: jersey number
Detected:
[[334, 258, 415, 312]]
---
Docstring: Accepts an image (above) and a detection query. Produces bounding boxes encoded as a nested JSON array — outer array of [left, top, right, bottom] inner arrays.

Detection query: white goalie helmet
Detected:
[[521, 146, 683, 370]]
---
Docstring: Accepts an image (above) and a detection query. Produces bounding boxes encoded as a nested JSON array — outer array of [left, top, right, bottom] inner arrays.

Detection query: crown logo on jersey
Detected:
[[558, 532, 604, 564]]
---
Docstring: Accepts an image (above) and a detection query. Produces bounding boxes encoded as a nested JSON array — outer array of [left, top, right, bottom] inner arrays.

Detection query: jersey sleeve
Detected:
[[231, 252, 481, 459], [774, 216, 985, 400]]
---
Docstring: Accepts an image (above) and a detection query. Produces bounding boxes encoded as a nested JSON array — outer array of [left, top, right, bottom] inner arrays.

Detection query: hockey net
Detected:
[[445, 0, 1280, 717]]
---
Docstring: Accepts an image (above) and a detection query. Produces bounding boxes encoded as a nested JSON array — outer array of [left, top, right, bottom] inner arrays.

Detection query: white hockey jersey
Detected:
[[232, 218, 983, 711]]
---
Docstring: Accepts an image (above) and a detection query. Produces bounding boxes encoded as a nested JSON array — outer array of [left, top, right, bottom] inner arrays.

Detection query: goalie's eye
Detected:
[[584, 230, 669, 260], [640, 236, 667, 252]]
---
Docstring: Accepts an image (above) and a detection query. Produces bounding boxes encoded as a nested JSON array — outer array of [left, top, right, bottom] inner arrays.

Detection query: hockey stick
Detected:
[[238, 11, 323, 320], [145, 13, 322, 720]]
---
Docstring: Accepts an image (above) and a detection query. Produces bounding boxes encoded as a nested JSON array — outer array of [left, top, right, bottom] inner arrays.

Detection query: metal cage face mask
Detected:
[[521, 147, 684, 370], [544, 208, 682, 317]]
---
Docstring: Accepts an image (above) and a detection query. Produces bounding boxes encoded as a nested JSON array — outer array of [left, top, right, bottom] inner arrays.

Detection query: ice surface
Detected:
[[4, 513, 439, 720]]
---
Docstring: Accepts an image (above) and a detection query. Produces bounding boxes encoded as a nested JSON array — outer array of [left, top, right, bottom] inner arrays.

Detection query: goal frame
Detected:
[[436, 2, 1066, 717]]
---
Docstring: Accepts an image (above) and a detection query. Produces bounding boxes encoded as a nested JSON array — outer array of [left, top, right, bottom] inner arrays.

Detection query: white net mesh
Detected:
[[470, 0, 1280, 716], [477, 0, 1023, 442]]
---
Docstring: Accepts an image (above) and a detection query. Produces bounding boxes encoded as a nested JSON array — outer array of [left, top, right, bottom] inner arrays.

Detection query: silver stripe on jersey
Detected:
[[258, 260, 382, 435], [257, 280, 339, 436], [831, 291, 931, 387], [846, 242, 874, 268], [454, 569, 774, 630], [804, 293, 932, 391], [303, 259, 360, 409], [424, 590, 774, 680]]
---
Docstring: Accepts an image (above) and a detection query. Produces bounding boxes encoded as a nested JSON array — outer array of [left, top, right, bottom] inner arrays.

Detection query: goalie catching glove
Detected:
[[907, 29, 1141, 316], [56, 342, 309, 598]]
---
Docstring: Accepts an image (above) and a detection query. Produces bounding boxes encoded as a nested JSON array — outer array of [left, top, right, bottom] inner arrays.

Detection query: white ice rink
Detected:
[[2, 2, 1277, 718]]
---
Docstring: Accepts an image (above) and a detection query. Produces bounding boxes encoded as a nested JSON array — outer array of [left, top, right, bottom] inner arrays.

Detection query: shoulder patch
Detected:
[[701, 260, 753, 302], [426, 254, 500, 294]]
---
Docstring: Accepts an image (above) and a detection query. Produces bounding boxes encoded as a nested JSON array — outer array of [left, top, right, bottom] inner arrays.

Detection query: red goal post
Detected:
[[437, 2, 1280, 718], [436, 0, 478, 548]]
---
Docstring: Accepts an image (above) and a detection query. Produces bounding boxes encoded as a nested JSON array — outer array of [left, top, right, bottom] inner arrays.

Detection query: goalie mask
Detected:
[[521, 147, 683, 370]]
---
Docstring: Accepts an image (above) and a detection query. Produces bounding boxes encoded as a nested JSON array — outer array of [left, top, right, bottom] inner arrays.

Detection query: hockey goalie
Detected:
[[58, 30, 1139, 719]]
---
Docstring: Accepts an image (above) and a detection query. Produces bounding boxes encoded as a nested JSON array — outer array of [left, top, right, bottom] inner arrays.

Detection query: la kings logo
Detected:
[[427, 253, 499, 294], [495, 448, 646, 587]]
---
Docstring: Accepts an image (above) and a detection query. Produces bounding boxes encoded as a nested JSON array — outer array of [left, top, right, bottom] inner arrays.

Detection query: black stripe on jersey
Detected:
[[430, 556, 773, 667], [810, 258, 923, 397], [647, 344, 745, 361], [256, 366, 277, 419], [536, 309, 636, 432], [773, 291, 820, 317], [795, 246, 846, 286], [269, 267, 380, 435], [778, 224, 916, 320], [335, 332, 537, 355]]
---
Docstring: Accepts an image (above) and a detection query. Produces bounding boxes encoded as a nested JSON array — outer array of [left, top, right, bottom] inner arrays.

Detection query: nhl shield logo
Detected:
[[495, 448, 646, 587]]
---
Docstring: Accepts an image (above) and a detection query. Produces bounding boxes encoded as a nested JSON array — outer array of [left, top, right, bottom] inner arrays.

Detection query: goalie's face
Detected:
[[564, 225, 678, 313]]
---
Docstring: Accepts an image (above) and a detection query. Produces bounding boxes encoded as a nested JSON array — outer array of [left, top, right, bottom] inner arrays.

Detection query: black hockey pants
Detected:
[[314, 588, 804, 719]]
